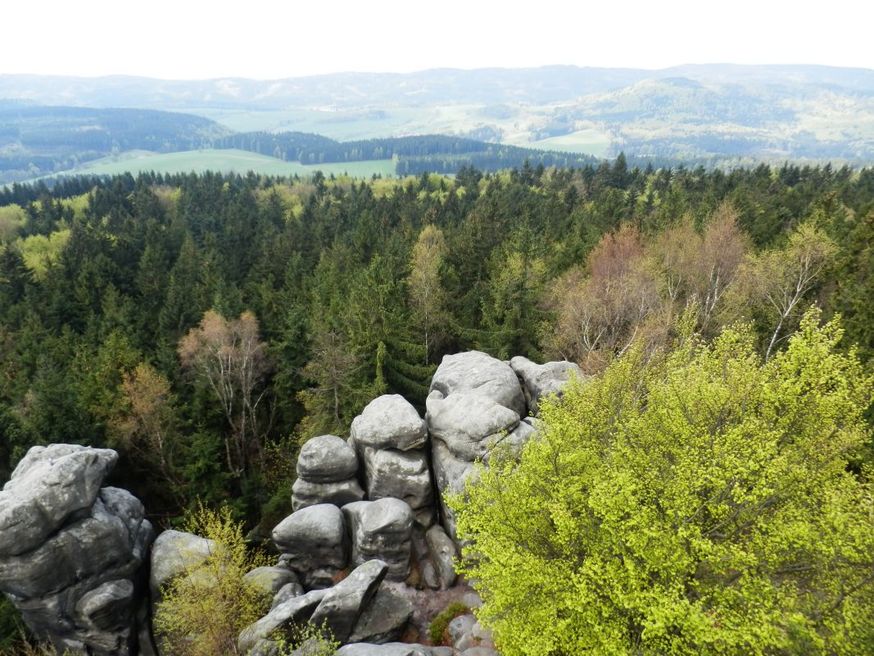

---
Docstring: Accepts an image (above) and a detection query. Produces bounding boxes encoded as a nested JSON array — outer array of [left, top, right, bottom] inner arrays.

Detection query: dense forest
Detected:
[[0, 160, 872, 533]]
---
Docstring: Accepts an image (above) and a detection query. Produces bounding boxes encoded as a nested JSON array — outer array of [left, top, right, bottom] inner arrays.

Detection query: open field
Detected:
[[49, 149, 398, 179]]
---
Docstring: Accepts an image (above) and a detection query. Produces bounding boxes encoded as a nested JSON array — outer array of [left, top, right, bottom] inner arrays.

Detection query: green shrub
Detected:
[[428, 601, 470, 645]]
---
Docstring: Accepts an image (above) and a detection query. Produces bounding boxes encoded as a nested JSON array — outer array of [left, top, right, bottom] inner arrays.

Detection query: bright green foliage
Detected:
[[153, 504, 270, 656], [273, 622, 340, 656], [452, 310, 874, 655]]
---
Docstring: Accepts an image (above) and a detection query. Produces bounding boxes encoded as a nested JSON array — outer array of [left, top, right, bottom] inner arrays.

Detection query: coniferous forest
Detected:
[[1, 161, 872, 521], [1, 160, 873, 653]]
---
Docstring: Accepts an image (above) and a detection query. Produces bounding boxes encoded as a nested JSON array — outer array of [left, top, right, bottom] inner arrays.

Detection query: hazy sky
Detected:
[[3, 0, 872, 79]]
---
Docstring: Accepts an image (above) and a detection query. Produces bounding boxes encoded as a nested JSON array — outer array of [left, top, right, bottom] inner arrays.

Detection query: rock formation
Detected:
[[293, 435, 365, 511], [0, 444, 154, 655]]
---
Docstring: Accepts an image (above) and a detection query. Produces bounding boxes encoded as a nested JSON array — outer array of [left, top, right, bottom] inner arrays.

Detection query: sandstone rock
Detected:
[[291, 477, 365, 512], [348, 585, 414, 644], [510, 355, 584, 414], [361, 446, 434, 527], [238, 588, 328, 653], [0, 447, 153, 656], [271, 580, 305, 610], [424, 525, 458, 589], [426, 390, 520, 461], [449, 613, 477, 651], [481, 418, 537, 464], [430, 351, 526, 416], [430, 439, 480, 540], [309, 559, 387, 643], [350, 394, 427, 451], [345, 499, 413, 581], [460, 649, 500, 656], [0, 444, 118, 558], [272, 504, 347, 589], [244, 566, 299, 599], [296, 435, 359, 483], [149, 530, 214, 600]]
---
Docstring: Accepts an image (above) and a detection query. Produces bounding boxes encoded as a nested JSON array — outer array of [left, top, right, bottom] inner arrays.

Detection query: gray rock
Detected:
[[271, 580, 305, 610], [510, 356, 584, 414], [250, 638, 281, 656], [292, 477, 365, 512], [238, 588, 329, 653], [348, 585, 414, 644], [430, 351, 526, 416], [346, 500, 413, 582], [0, 444, 118, 557], [460, 649, 500, 656], [336, 644, 435, 656], [309, 559, 387, 643], [149, 530, 214, 600], [272, 505, 347, 589], [481, 418, 537, 464], [296, 435, 359, 483], [0, 447, 153, 656], [449, 613, 477, 650], [426, 390, 520, 461], [430, 439, 480, 540], [361, 447, 434, 527], [350, 395, 427, 451], [244, 566, 299, 599], [425, 525, 458, 589]]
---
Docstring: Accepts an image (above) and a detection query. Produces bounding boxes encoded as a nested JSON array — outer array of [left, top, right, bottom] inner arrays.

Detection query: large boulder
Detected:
[[296, 435, 359, 483], [361, 447, 434, 527], [0, 445, 153, 656], [348, 585, 414, 644], [237, 588, 329, 653], [509, 356, 584, 414], [309, 559, 387, 643], [351, 395, 427, 452], [149, 529, 215, 601], [291, 478, 365, 512], [243, 566, 299, 599], [429, 351, 526, 416], [343, 499, 413, 582], [429, 440, 480, 540], [336, 644, 439, 656], [424, 525, 458, 589], [272, 504, 348, 589], [425, 391, 520, 461]]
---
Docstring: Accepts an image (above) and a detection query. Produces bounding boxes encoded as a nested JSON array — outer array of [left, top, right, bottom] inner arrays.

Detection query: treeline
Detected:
[[0, 105, 229, 182], [214, 131, 600, 172], [0, 160, 872, 533]]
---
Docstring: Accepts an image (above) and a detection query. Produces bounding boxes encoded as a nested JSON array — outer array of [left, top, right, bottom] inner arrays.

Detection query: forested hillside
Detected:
[[0, 161, 872, 530]]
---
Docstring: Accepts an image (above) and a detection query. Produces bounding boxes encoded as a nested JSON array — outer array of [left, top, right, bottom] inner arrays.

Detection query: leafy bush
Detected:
[[452, 310, 874, 655]]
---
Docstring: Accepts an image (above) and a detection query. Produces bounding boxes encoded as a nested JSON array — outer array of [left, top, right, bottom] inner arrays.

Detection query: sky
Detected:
[[2, 0, 873, 79]]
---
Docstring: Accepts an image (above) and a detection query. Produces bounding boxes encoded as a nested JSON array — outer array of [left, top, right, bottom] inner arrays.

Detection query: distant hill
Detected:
[[1, 64, 873, 176], [0, 105, 230, 182]]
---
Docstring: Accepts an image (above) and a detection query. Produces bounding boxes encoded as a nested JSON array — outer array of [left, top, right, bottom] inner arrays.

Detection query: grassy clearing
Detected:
[[527, 128, 612, 157], [48, 149, 397, 179]]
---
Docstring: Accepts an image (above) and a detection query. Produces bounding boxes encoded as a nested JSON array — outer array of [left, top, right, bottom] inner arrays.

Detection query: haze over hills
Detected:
[[1, 64, 873, 183]]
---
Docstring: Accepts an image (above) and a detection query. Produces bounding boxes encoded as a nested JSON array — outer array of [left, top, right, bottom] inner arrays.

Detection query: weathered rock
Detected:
[[309, 559, 387, 643], [0, 444, 118, 557], [460, 649, 500, 656], [272, 505, 347, 589], [337, 644, 437, 656], [430, 351, 526, 416], [348, 585, 414, 644], [238, 588, 329, 653], [149, 530, 215, 600], [244, 566, 299, 599], [291, 477, 365, 512], [430, 439, 480, 540], [424, 525, 458, 589], [510, 355, 584, 414], [345, 499, 413, 581], [351, 395, 427, 452], [0, 446, 153, 656], [361, 447, 434, 527], [426, 391, 520, 461], [296, 435, 359, 483], [249, 638, 281, 656], [449, 613, 477, 651], [271, 580, 305, 610], [481, 418, 537, 464]]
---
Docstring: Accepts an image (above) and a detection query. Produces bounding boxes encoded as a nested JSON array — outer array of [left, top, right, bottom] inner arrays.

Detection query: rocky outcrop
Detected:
[[292, 435, 365, 511], [351, 395, 428, 452], [272, 504, 348, 589], [429, 351, 526, 417], [309, 559, 387, 643], [344, 499, 414, 582], [509, 356, 584, 414], [424, 526, 458, 590], [0, 444, 154, 655]]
